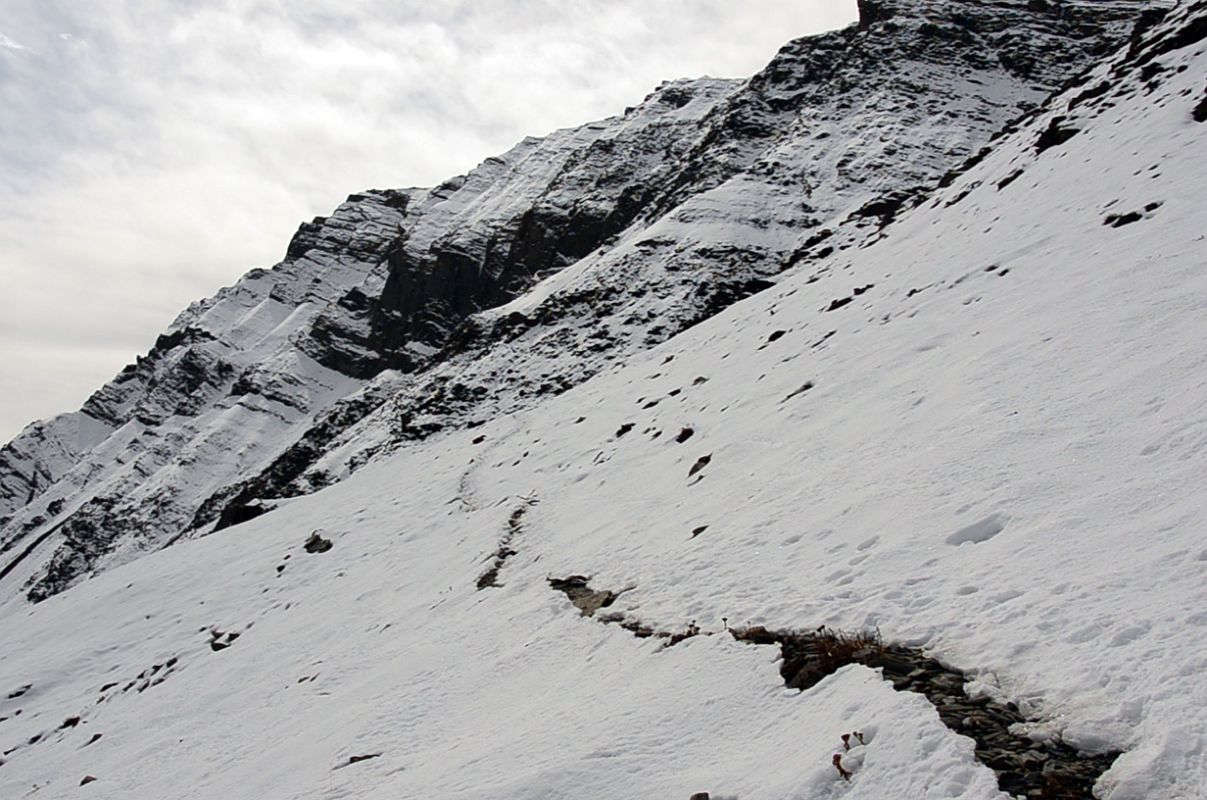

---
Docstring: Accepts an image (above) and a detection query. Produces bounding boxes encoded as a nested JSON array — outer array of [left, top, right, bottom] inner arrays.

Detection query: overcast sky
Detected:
[[0, 1, 858, 442]]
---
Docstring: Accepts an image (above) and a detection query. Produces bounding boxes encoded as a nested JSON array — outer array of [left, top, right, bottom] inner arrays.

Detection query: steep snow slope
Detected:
[[1, 2, 1204, 798], [0, 0, 1160, 602]]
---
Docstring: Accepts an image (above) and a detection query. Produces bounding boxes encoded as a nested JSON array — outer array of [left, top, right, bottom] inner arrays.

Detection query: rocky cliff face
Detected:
[[0, 0, 1165, 605]]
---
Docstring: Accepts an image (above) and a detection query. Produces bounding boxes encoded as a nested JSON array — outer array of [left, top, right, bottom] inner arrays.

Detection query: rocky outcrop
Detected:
[[0, 191, 414, 601], [297, 81, 736, 381], [0, 0, 1164, 605]]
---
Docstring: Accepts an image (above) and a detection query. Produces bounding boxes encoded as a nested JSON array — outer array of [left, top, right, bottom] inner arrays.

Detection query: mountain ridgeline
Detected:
[[0, 0, 1169, 603]]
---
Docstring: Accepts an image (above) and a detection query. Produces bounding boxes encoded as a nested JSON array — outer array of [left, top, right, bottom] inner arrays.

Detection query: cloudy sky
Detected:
[[0, 0, 857, 442]]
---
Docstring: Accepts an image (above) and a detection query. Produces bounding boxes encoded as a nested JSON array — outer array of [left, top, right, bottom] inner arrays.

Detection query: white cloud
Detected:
[[0, 33, 30, 52], [0, 1, 859, 440]]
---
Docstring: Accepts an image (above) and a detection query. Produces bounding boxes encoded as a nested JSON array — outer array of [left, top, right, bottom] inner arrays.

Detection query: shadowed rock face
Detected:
[[0, 0, 1164, 603], [307, 184, 656, 380]]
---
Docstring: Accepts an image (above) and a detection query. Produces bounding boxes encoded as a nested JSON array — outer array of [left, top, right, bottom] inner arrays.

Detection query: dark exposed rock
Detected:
[[1194, 89, 1207, 122], [303, 532, 333, 554], [670, 279, 777, 338], [851, 188, 926, 228], [1067, 79, 1113, 110], [146, 327, 217, 361], [1035, 116, 1081, 153], [729, 625, 1121, 799], [1104, 211, 1144, 227], [214, 501, 269, 531], [782, 382, 816, 402], [549, 576, 619, 617], [346, 753, 382, 765], [476, 501, 533, 590], [825, 284, 876, 312], [303, 158, 662, 383], [545, 573, 1126, 799], [858, 0, 897, 30], [1126, 7, 1173, 59], [25, 497, 120, 602], [997, 168, 1025, 190], [688, 455, 712, 477], [208, 629, 240, 651], [1127, 5, 1206, 67]]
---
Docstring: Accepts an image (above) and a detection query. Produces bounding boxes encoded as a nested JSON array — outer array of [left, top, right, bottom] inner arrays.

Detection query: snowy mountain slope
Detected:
[[0, 0, 1163, 604], [224, 0, 1168, 496], [1, 1, 1205, 798], [0, 77, 741, 600]]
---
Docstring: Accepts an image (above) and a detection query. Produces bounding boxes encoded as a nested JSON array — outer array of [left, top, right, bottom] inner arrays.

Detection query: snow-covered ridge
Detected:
[[0, 0, 1163, 604]]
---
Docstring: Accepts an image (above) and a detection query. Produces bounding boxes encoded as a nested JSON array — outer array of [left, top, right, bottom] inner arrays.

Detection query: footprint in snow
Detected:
[[945, 514, 1007, 546]]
